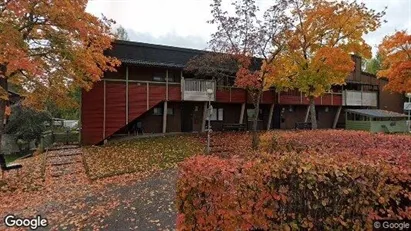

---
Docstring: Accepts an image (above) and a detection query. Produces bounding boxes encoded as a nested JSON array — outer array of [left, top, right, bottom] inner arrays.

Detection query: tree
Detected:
[[190, 0, 291, 149], [365, 52, 383, 75], [5, 104, 51, 149], [46, 87, 81, 120], [114, 25, 129, 41], [0, 0, 120, 151], [377, 31, 411, 93], [268, 0, 385, 129]]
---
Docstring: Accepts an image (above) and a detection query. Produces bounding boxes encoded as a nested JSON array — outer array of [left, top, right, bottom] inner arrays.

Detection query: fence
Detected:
[[39, 130, 79, 151]]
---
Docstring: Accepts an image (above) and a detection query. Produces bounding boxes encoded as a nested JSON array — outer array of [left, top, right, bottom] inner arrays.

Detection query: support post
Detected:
[[181, 72, 184, 100], [304, 105, 310, 122], [126, 66, 129, 124], [333, 106, 342, 129], [166, 69, 169, 101], [202, 102, 207, 132], [162, 101, 167, 134], [146, 82, 149, 110], [278, 92, 281, 104], [239, 103, 246, 124], [300, 91, 303, 104], [103, 80, 106, 139], [267, 103, 275, 130]]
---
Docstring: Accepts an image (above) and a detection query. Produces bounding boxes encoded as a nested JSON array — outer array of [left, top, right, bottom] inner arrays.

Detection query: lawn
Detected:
[[83, 135, 204, 179], [4, 149, 34, 163]]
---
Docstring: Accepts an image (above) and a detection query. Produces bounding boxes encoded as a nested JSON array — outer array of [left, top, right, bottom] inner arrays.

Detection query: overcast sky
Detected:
[[86, 0, 411, 56]]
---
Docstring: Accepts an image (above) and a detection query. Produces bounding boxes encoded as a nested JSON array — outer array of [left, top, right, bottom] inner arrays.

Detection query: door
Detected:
[[272, 105, 281, 129], [181, 103, 194, 132]]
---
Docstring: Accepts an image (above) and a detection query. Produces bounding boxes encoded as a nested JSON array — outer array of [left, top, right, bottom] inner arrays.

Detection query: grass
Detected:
[[83, 135, 203, 179], [4, 150, 34, 164]]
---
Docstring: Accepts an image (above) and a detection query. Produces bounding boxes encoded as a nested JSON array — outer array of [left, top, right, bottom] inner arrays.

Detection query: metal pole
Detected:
[[207, 99, 211, 154]]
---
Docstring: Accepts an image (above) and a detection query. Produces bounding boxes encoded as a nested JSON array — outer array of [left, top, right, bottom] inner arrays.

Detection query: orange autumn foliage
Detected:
[[267, 0, 385, 128], [377, 31, 411, 93], [0, 0, 120, 110]]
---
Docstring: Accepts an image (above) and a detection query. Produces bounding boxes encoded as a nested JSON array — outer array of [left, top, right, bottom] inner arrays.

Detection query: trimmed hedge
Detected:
[[177, 131, 411, 230]]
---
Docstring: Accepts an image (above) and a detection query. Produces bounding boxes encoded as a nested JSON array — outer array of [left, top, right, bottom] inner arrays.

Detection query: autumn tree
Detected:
[[377, 31, 411, 93], [190, 0, 291, 149], [114, 25, 129, 41], [0, 0, 120, 151], [365, 52, 383, 75], [269, 0, 385, 129]]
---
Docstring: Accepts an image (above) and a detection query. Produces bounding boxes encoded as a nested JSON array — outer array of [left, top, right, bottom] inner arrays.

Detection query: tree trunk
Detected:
[[0, 76, 7, 155], [309, 96, 317, 129], [251, 90, 261, 150]]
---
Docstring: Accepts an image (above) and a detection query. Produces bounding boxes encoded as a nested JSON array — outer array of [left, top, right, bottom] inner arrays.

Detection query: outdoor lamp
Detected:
[[206, 88, 214, 154], [206, 88, 214, 97]]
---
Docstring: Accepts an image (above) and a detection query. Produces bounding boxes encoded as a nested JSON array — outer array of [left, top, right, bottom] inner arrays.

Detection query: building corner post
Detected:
[[162, 101, 167, 134]]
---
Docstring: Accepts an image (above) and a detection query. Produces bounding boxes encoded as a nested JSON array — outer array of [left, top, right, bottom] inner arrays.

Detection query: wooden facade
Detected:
[[81, 41, 405, 145]]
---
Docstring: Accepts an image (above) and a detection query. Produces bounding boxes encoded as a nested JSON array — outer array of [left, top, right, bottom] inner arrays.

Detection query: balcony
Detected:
[[278, 90, 343, 106], [181, 78, 216, 101], [342, 90, 378, 107]]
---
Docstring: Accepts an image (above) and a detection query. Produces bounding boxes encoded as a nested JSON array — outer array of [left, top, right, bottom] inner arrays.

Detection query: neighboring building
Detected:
[[345, 109, 408, 133], [81, 41, 405, 145]]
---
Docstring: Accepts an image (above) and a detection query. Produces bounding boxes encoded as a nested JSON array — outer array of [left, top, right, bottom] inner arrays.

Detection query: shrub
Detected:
[[177, 131, 411, 230]]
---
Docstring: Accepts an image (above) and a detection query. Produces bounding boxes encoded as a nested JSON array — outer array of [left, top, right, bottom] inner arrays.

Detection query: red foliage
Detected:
[[177, 131, 411, 230]]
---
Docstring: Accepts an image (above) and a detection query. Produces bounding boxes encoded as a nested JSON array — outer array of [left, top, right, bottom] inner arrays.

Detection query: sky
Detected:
[[86, 0, 411, 56]]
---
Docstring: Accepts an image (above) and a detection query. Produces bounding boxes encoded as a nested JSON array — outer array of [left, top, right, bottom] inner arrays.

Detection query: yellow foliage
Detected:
[[267, 0, 384, 98]]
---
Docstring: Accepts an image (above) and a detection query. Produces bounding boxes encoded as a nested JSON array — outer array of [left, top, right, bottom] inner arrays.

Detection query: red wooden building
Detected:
[[81, 41, 404, 145]]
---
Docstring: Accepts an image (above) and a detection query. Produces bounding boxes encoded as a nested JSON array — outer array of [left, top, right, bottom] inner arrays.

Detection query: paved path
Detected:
[[96, 169, 178, 231], [1, 148, 179, 230]]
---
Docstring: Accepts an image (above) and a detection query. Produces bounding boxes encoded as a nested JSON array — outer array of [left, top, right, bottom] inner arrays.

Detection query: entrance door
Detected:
[[272, 105, 281, 129], [181, 103, 194, 132]]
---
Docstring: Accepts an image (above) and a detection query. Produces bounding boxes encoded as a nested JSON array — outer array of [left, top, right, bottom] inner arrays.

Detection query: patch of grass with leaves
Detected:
[[83, 135, 203, 179], [0, 153, 45, 193]]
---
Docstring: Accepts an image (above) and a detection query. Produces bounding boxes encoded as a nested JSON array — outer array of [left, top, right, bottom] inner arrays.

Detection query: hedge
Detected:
[[177, 131, 410, 230]]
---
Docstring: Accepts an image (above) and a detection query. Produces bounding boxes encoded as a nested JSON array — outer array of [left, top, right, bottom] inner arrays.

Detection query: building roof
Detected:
[[107, 40, 261, 71], [345, 109, 408, 118], [106, 40, 206, 69]]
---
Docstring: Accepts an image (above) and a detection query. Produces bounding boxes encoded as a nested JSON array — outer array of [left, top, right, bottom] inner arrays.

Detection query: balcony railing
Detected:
[[278, 90, 343, 106], [342, 90, 378, 107], [181, 78, 216, 101]]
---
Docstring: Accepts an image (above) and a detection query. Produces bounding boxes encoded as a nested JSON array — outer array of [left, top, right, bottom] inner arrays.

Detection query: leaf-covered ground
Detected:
[[83, 135, 203, 179], [1, 131, 410, 230]]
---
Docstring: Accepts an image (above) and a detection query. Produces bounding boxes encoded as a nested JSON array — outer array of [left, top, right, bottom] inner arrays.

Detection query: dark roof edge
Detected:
[[114, 40, 209, 54]]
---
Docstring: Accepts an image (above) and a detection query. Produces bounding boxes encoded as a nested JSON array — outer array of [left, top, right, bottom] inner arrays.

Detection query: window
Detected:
[[152, 107, 174, 116], [247, 109, 262, 121], [207, 107, 223, 121], [153, 107, 162, 115], [167, 108, 174, 115], [153, 72, 175, 82], [153, 73, 165, 82]]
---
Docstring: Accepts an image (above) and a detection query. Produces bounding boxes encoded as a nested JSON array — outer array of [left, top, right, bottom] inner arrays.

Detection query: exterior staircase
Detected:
[[81, 81, 174, 145]]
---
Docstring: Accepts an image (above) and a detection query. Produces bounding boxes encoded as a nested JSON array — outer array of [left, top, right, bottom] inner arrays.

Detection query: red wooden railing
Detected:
[[278, 90, 343, 106]]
